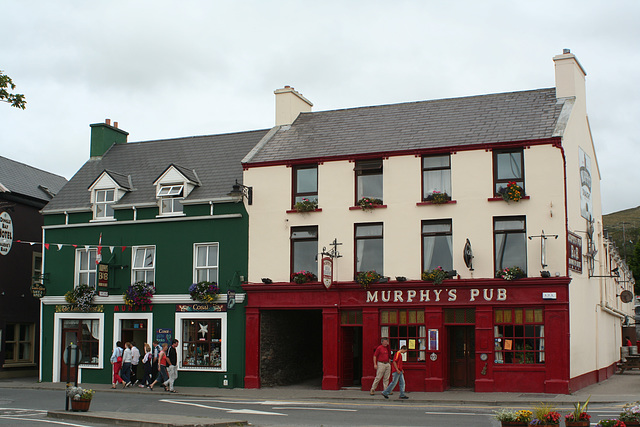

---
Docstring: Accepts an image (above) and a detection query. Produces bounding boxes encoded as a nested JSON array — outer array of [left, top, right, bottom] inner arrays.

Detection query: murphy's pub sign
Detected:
[[366, 287, 508, 304]]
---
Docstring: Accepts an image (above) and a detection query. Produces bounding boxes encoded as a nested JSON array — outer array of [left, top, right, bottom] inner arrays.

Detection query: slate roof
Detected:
[[43, 129, 269, 213], [244, 88, 565, 165], [0, 156, 67, 202]]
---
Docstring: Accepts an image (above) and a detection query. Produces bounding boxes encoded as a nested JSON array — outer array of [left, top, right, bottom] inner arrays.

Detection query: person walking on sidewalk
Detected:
[[149, 343, 169, 391], [110, 341, 124, 388], [370, 337, 391, 395], [151, 340, 161, 380], [121, 342, 133, 388], [382, 345, 409, 400], [139, 343, 153, 388], [131, 342, 140, 385], [164, 339, 179, 393]]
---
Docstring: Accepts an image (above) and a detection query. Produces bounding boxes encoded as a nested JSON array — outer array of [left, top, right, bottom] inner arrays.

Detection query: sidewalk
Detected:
[[2, 372, 639, 426]]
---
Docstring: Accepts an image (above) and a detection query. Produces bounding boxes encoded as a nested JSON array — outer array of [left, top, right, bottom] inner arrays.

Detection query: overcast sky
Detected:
[[1, 1, 638, 214]]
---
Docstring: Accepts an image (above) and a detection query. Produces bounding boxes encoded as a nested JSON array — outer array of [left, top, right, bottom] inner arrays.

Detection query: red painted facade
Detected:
[[243, 276, 572, 393]]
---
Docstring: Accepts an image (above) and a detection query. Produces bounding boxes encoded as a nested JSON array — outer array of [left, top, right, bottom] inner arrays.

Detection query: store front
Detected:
[[243, 276, 571, 394]]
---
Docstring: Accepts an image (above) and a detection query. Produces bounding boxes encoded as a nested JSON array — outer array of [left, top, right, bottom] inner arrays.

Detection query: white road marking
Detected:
[[161, 399, 287, 416], [273, 406, 357, 412], [0, 415, 94, 426], [425, 411, 491, 416]]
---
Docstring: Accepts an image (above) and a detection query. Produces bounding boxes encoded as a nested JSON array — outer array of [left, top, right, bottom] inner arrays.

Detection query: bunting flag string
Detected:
[[15, 240, 129, 251]]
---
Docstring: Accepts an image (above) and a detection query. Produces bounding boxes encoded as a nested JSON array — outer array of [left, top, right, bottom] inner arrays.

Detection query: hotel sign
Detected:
[[567, 231, 582, 273], [0, 211, 13, 255]]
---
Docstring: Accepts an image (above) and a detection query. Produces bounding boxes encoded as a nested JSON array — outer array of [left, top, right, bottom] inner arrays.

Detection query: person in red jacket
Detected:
[[370, 337, 391, 395], [382, 345, 409, 399]]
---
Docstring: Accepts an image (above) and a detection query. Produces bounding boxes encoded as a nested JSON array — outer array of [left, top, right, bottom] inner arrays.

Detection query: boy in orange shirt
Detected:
[[382, 345, 408, 399]]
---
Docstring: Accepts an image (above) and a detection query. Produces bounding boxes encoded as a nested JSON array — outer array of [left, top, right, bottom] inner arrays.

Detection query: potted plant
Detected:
[[597, 420, 626, 427], [425, 190, 450, 204], [620, 401, 640, 426], [422, 266, 447, 285], [355, 271, 381, 289], [291, 270, 317, 284], [188, 281, 219, 303], [496, 266, 525, 280], [64, 284, 96, 312], [293, 198, 318, 212], [357, 197, 383, 211], [493, 408, 532, 426], [530, 403, 561, 426], [122, 281, 155, 307], [499, 181, 524, 202], [66, 386, 95, 412], [565, 396, 591, 427]]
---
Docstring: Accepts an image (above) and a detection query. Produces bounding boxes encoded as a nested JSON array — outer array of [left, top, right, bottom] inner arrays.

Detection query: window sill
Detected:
[[179, 365, 223, 371], [286, 208, 323, 214], [90, 217, 116, 223], [2, 362, 36, 368], [487, 196, 530, 202], [349, 205, 387, 210], [156, 212, 187, 218], [416, 200, 457, 206]]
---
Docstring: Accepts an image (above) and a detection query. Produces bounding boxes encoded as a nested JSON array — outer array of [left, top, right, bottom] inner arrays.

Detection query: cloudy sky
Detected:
[[1, 1, 638, 214]]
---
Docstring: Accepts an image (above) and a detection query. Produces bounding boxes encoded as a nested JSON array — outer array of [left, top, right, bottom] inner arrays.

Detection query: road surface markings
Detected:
[[425, 411, 491, 416], [272, 407, 357, 412], [161, 399, 287, 416]]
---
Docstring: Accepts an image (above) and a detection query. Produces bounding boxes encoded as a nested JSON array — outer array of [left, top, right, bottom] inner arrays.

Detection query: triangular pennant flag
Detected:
[[109, 246, 114, 253], [72, 244, 77, 248], [121, 246, 127, 252], [44, 243, 50, 250], [57, 244, 63, 250], [29, 242, 35, 246], [84, 245, 90, 250]]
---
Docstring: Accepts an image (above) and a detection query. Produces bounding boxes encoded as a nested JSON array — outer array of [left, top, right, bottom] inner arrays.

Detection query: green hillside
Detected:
[[603, 206, 640, 263]]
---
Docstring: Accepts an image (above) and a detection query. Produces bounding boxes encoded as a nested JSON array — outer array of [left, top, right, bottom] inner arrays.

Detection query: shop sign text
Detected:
[[176, 303, 226, 312], [366, 287, 507, 303], [0, 212, 13, 256]]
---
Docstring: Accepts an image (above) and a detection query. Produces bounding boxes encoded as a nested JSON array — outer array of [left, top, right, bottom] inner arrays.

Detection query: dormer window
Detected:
[[95, 189, 115, 219], [158, 185, 184, 215]]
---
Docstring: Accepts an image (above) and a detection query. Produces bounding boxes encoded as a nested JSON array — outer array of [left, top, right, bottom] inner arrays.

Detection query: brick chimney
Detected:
[[89, 119, 129, 158], [274, 86, 313, 126], [553, 49, 587, 102]]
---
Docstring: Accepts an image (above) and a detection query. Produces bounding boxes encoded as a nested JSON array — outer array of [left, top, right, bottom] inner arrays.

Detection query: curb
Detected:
[[47, 410, 248, 427]]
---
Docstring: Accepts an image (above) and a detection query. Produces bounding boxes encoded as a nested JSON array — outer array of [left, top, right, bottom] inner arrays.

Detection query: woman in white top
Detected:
[[121, 342, 133, 388]]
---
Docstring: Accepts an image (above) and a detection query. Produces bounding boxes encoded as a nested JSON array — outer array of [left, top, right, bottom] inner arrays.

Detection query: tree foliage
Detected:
[[0, 70, 26, 109], [629, 239, 640, 295]]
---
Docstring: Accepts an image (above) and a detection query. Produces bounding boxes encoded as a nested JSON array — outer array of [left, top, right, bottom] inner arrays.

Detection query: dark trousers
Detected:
[[143, 361, 153, 386], [131, 364, 138, 383]]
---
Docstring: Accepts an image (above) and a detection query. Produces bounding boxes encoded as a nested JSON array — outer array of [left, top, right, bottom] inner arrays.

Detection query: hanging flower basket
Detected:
[[291, 270, 317, 284], [355, 271, 381, 288], [64, 284, 96, 312], [499, 181, 524, 202], [357, 197, 383, 211], [425, 191, 451, 204], [293, 198, 318, 212], [496, 266, 526, 280], [189, 281, 219, 302], [123, 281, 155, 307], [422, 266, 447, 285]]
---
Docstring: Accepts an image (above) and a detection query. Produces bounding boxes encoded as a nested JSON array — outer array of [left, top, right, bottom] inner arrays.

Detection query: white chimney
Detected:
[[553, 49, 587, 102], [274, 86, 313, 126]]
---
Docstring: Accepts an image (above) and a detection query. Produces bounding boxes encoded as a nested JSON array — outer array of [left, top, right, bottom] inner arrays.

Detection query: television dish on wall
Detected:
[[619, 290, 633, 303]]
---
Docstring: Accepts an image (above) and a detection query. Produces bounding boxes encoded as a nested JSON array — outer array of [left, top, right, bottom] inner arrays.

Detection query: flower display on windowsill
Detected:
[[530, 403, 561, 425], [64, 284, 96, 311], [66, 386, 95, 401], [291, 270, 317, 284], [421, 266, 447, 285], [357, 197, 383, 211], [620, 401, 640, 425], [355, 271, 381, 288], [293, 198, 318, 213], [123, 281, 155, 307], [188, 281, 219, 303], [496, 266, 526, 280], [498, 181, 525, 202], [425, 191, 451, 204]]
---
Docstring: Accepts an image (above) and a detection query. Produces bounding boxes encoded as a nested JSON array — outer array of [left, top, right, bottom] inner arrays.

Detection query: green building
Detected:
[[40, 120, 267, 388]]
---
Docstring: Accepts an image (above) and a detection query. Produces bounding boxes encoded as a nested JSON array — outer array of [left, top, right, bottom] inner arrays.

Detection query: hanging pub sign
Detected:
[[322, 256, 333, 289], [567, 231, 582, 273], [97, 263, 109, 297], [227, 290, 236, 310], [31, 282, 47, 298], [0, 211, 13, 256]]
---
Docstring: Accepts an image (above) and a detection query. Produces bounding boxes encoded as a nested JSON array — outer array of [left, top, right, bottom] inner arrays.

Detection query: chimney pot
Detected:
[[105, 118, 111, 126], [563, 48, 571, 54], [114, 121, 119, 128]]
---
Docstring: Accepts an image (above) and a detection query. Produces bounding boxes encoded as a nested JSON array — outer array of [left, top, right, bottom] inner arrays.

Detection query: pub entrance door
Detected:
[[340, 326, 362, 387], [448, 325, 475, 388]]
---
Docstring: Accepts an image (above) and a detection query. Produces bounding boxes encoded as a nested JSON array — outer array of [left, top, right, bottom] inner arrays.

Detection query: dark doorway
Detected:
[[260, 310, 323, 387], [60, 326, 79, 382], [340, 326, 362, 387], [449, 325, 475, 388], [120, 319, 147, 348]]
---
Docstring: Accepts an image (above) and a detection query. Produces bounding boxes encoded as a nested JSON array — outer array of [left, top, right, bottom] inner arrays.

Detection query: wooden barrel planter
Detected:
[[70, 399, 91, 412]]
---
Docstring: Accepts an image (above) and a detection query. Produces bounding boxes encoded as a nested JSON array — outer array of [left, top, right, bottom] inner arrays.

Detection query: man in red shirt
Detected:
[[382, 345, 408, 399], [370, 337, 391, 395]]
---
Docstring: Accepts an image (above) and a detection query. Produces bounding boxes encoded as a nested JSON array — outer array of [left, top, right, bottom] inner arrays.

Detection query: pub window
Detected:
[[422, 154, 451, 201], [62, 319, 100, 365], [380, 309, 426, 362], [494, 308, 544, 364], [32, 252, 42, 286], [75, 248, 97, 288], [340, 311, 362, 325], [132, 246, 155, 284], [3, 323, 35, 366], [291, 226, 318, 278], [493, 149, 524, 196], [494, 216, 527, 275], [176, 312, 227, 371], [355, 223, 383, 276], [293, 165, 318, 206], [355, 159, 383, 204], [422, 219, 453, 272], [194, 243, 219, 283]]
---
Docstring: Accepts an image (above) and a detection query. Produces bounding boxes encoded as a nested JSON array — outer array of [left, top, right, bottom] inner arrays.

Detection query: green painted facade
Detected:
[[41, 203, 248, 388]]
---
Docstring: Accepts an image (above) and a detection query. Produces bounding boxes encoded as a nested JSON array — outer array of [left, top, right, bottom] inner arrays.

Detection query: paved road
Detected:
[[0, 387, 633, 426]]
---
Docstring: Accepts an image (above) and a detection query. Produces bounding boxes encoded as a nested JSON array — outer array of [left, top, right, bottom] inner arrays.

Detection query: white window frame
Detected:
[[193, 243, 219, 283], [175, 312, 227, 372], [94, 189, 115, 219], [158, 185, 185, 216], [132, 246, 156, 284], [75, 248, 98, 288], [52, 312, 104, 383]]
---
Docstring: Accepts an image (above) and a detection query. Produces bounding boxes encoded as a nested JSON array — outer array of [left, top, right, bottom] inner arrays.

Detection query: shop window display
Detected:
[[182, 319, 222, 368], [380, 309, 426, 362], [494, 308, 544, 364]]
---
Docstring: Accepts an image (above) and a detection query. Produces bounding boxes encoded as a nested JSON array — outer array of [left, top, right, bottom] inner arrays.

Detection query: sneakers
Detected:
[[399, 395, 409, 399], [369, 390, 375, 395]]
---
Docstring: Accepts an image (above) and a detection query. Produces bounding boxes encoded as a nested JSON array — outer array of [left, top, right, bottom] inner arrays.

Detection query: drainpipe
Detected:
[[209, 201, 214, 216], [64, 211, 68, 225], [132, 206, 137, 221]]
